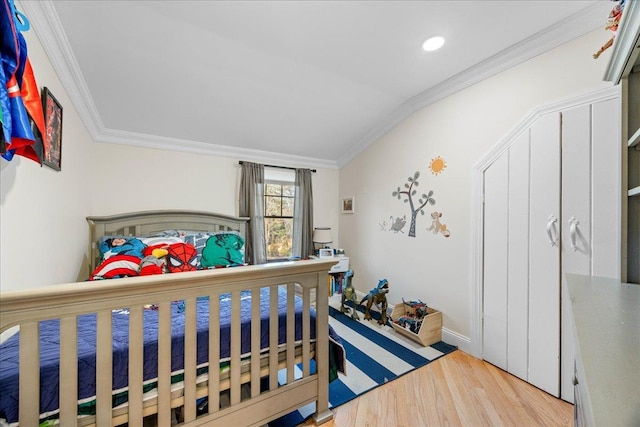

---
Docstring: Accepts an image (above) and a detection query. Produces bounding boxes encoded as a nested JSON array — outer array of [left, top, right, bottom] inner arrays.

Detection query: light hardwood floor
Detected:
[[305, 350, 574, 427]]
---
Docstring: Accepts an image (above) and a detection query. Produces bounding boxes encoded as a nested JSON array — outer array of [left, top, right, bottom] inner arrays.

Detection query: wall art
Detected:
[[391, 171, 436, 237], [42, 87, 63, 171], [429, 156, 447, 175], [426, 211, 451, 237], [342, 197, 354, 214]]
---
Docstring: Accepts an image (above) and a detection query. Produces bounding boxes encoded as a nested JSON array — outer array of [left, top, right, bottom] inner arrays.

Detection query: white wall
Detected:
[[311, 168, 340, 246], [339, 28, 614, 351], [92, 144, 240, 216], [92, 142, 340, 245], [1, 23, 94, 290]]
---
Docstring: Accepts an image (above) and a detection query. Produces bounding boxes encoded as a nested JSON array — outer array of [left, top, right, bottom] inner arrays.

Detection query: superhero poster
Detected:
[[42, 86, 62, 171]]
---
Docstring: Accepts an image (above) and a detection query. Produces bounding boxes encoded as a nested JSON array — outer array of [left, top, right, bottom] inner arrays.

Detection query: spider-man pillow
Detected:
[[166, 242, 198, 273]]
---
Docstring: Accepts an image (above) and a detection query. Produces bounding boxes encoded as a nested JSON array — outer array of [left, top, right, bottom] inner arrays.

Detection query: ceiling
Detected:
[[21, 1, 612, 169]]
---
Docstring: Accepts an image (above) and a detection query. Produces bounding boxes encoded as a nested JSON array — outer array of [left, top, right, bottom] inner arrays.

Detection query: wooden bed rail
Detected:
[[0, 258, 337, 427]]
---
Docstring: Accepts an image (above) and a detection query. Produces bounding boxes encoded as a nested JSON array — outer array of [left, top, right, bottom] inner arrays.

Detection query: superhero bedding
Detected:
[[0, 285, 345, 426], [90, 229, 247, 280]]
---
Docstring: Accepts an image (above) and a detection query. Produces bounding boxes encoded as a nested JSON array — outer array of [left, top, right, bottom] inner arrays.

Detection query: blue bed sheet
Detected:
[[0, 286, 341, 425]]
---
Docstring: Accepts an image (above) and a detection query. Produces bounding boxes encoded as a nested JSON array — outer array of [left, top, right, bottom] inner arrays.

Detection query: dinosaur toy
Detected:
[[359, 279, 389, 325], [340, 269, 359, 320]]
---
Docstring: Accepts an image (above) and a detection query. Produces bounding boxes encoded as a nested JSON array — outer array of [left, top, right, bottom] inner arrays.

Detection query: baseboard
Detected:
[[442, 328, 472, 354]]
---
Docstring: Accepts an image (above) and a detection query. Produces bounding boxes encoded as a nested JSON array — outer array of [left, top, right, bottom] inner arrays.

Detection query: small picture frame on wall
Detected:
[[342, 197, 354, 214], [42, 87, 63, 171]]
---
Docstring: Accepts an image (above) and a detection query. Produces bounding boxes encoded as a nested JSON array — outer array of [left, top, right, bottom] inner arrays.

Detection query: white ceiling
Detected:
[[21, 1, 612, 168]]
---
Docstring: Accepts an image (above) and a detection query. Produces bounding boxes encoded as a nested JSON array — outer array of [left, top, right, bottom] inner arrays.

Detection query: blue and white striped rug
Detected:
[[268, 296, 457, 427]]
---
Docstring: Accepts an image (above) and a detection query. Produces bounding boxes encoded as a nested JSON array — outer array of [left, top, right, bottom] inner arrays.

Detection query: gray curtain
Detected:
[[292, 168, 314, 259], [239, 162, 267, 264]]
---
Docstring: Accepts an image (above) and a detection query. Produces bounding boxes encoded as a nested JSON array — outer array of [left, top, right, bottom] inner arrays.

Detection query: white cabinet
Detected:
[[565, 274, 640, 427], [482, 91, 620, 401], [604, 0, 640, 284]]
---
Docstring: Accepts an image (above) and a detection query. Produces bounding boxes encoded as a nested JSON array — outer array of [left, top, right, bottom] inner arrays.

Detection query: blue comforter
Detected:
[[0, 286, 343, 424]]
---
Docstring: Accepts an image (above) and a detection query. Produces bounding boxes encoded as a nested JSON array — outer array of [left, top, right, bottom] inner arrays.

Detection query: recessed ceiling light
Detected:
[[422, 36, 445, 52]]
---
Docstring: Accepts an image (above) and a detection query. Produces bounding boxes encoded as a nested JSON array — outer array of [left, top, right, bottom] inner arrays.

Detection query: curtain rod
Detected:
[[238, 161, 316, 173]]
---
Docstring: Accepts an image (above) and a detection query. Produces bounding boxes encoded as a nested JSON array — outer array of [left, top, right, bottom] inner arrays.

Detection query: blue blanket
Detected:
[[0, 286, 344, 424]]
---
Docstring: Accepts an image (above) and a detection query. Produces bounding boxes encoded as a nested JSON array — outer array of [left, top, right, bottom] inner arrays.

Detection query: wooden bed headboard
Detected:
[[86, 210, 250, 271]]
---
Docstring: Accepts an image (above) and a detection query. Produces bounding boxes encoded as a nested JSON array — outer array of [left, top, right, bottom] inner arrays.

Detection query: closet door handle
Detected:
[[546, 215, 558, 246], [569, 217, 579, 251]]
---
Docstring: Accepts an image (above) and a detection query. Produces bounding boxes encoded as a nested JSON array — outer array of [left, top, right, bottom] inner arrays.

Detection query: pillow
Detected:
[[166, 242, 198, 273], [98, 235, 184, 262], [97, 231, 244, 270], [149, 230, 245, 269], [200, 232, 245, 268], [99, 236, 146, 261], [90, 255, 141, 280], [182, 232, 225, 266]]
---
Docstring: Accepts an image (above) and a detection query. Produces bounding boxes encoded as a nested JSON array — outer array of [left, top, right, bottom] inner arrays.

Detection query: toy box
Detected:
[[390, 300, 442, 346]]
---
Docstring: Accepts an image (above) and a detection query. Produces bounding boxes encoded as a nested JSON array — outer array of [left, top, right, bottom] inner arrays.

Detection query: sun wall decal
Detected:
[[429, 156, 447, 175]]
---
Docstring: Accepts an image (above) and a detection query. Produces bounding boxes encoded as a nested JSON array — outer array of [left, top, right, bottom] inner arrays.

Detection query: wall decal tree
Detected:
[[391, 171, 436, 237]]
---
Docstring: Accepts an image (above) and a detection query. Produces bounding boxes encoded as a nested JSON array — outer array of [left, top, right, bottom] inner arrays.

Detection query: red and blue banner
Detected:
[[1, 0, 44, 163]]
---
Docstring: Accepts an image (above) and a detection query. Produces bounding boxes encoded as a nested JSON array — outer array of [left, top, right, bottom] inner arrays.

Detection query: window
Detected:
[[264, 180, 295, 260]]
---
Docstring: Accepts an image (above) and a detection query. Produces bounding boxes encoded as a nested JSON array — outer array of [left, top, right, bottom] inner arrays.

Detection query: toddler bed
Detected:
[[0, 210, 344, 427]]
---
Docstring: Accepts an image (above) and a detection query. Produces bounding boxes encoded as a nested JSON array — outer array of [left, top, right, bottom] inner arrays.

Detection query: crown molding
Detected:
[[22, 1, 608, 171], [336, 2, 609, 168], [408, 2, 610, 113], [96, 128, 339, 170], [19, 1, 339, 170], [20, 1, 104, 138]]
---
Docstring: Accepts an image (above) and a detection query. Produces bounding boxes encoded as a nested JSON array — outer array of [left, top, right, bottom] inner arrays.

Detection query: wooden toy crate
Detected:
[[390, 303, 442, 346]]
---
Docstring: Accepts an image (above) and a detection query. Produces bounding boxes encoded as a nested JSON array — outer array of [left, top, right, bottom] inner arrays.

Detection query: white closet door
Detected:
[[528, 112, 561, 397], [507, 132, 530, 381], [483, 154, 509, 370], [591, 98, 621, 278], [562, 105, 592, 273], [558, 99, 621, 402], [560, 105, 592, 403]]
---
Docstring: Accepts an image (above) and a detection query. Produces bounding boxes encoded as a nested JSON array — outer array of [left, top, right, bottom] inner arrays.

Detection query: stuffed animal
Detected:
[[593, 0, 625, 59], [359, 279, 389, 325], [340, 269, 359, 320], [138, 245, 169, 276], [138, 254, 165, 276]]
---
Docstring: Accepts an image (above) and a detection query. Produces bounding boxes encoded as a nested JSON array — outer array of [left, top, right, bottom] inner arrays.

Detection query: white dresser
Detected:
[[564, 274, 640, 426]]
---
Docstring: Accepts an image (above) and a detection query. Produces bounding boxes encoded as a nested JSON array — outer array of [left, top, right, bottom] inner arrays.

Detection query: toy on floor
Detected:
[[394, 299, 428, 334], [340, 269, 359, 320], [359, 279, 389, 325]]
